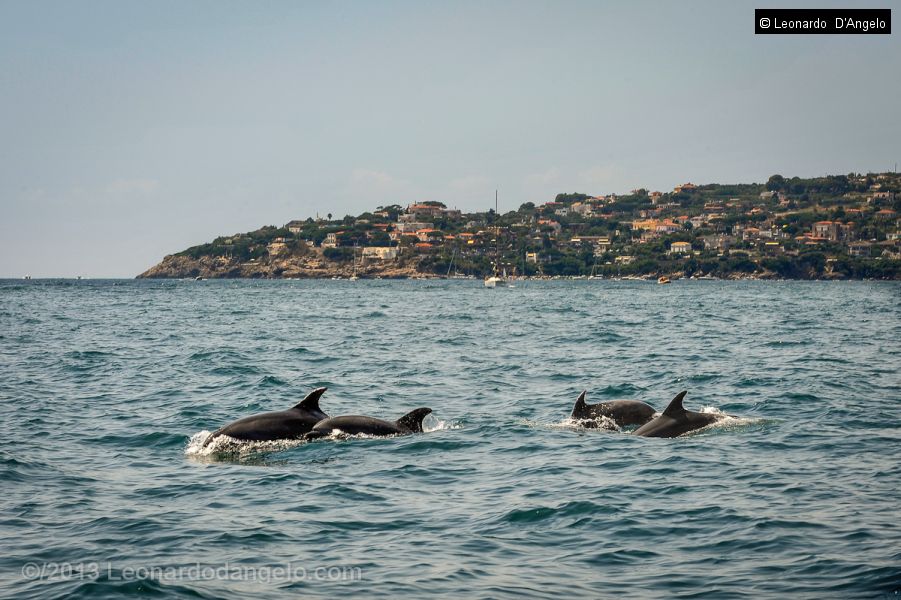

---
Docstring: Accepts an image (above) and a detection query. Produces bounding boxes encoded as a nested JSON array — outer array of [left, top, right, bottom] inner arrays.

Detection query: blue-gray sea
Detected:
[[1, 279, 899, 599]]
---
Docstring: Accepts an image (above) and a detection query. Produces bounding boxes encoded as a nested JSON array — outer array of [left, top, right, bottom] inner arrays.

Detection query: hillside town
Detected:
[[139, 172, 901, 280]]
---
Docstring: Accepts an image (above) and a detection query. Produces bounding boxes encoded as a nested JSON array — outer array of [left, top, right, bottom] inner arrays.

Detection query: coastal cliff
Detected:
[[137, 250, 430, 279]]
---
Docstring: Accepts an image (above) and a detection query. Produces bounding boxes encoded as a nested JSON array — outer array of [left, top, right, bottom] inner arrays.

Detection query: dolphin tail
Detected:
[[395, 407, 433, 433], [293, 387, 327, 412], [662, 391, 688, 418], [571, 390, 588, 418]]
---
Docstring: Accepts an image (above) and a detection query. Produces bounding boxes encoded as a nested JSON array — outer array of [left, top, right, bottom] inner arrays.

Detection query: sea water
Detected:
[[1, 279, 898, 598]]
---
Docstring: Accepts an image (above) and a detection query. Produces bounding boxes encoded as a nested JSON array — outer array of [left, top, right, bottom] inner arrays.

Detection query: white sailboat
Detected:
[[484, 190, 509, 288], [349, 244, 359, 280]]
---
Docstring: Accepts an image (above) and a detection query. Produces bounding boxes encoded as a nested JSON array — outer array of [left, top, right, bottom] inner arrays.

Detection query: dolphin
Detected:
[[632, 391, 727, 438], [303, 407, 432, 441], [202, 387, 329, 448], [570, 390, 656, 429]]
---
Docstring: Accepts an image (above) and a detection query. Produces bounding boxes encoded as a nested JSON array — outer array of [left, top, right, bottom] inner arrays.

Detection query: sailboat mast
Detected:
[[495, 190, 499, 274]]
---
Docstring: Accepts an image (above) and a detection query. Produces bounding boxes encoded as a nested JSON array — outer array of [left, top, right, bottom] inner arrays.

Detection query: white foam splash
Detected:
[[677, 408, 764, 436], [526, 417, 622, 432], [423, 414, 462, 433], [184, 430, 306, 457]]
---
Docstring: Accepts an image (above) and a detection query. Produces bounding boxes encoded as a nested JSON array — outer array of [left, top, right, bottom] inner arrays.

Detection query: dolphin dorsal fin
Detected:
[[662, 391, 688, 418], [395, 407, 432, 433], [572, 390, 588, 418], [294, 387, 327, 412]]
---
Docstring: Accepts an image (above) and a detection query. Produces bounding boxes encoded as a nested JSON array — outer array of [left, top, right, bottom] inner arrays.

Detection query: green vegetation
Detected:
[[172, 171, 901, 279]]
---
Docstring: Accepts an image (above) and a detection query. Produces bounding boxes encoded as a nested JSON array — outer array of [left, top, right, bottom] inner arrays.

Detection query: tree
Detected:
[[766, 174, 785, 191]]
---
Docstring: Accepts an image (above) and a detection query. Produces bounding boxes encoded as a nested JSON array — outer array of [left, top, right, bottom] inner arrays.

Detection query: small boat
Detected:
[[484, 269, 509, 288], [658, 276, 671, 285]]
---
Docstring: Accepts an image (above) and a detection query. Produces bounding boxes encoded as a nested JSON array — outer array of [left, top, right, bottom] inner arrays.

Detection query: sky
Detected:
[[1, 0, 898, 277]]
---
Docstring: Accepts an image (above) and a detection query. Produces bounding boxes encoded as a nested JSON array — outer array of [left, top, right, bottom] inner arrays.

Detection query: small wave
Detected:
[[256, 375, 287, 387], [503, 500, 607, 524], [210, 364, 262, 376], [287, 346, 317, 355], [66, 350, 113, 359]]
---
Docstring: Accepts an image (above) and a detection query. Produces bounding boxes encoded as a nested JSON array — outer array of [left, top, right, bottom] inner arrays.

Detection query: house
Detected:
[[267, 238, 288, 256], [525, 252, 539, 264], [361, 247, 398, 261], [571, 236, 611, 255], [673, 183, 697, 194], [415, 229, 442, 243], [813, 221, 841, 241], [321, 232, 340, 249], [655, 220, 680, 234], [848, 241, 871, 257], [669, 241, 692, 255], [742, 227, 761, 241], [395, 221, 431, 233], [689, 216, 707, 229], [761, 241, 783, 255], [703, 234, 732, 251], [537, 219, 562, 234], [631, 219, 658, 231], [649, 192, 663, 205], [405, 203, 446, 218], [569, 202, 593, 217], [286, 220, 305, 234], [796, 234, 828, 245]]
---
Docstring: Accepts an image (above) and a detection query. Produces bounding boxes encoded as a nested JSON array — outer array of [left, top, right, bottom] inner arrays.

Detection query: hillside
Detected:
[[138, 172, 901, 280]]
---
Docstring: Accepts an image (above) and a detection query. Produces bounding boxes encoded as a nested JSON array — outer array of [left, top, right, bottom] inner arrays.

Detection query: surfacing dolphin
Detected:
[[632, 391, 727, 438], [571, 390, 656, 429], [202, 387, 329, 448], [303, 407, 432, 441]]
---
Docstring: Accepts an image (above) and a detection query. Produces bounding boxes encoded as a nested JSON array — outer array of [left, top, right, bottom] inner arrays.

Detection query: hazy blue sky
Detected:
[[2, 0, 898, 277]]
